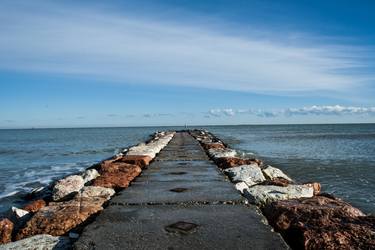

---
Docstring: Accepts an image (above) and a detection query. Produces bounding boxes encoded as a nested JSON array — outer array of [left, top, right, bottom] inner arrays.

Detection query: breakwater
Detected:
[[0, 130, 374, 249]]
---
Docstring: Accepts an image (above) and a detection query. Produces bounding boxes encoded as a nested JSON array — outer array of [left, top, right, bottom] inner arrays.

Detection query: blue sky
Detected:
[[1, 0, 375, 128]]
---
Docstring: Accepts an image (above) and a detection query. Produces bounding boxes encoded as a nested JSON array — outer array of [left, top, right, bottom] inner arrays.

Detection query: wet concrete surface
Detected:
[[75, 132, 288, 249]]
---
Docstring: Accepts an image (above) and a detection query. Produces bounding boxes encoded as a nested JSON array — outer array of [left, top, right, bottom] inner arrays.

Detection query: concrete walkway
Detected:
[[75, 132, 288, 249]]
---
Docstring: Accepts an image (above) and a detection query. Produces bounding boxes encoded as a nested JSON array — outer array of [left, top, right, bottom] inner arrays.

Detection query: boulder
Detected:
[[214, 157, 262, 169], [76, 186, 115, 200], [208, 148, 237, 159], [243, 184, 314, 206], [23, 199, 47, 213], [126, 144, 159, 158], [0, 218, 13, 244], [201, 143, 226, 150], [2, 234, 71, 249], [260, 177, 293, 187], [52, 175, 85, 201], [81, 169, 100, 183], [116, 155, 153, 168], [262, 196, 373, 249], [93, 162, 141, 189], [11, 207, 29, 219], [234, 182, 249, 194], [262, 165, 292, 182], [16, 196, 106, 239], [224, 164, 266, 186], [304, 182, 321, 195]]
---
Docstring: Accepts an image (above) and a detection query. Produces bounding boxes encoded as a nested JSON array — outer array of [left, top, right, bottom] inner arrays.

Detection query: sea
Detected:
[[0, 124, 374, 214]]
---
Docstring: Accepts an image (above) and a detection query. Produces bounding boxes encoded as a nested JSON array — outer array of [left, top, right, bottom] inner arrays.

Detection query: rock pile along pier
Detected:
[[1, 130, 374, 249]]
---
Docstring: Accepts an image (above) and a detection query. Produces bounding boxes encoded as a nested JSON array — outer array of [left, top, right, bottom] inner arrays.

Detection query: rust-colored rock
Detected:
[[263, 196, 374, 249], [115, 155, 153, 168], [214, 157, 262, 169], [23, 199, 47, 213], [201, 143, 226, 150], [16, 197, 106, 239], [92, 161, 142, 189], [260, 177, 293, 187], [304, 182, 321, 195], [0, 218, 13, 244]]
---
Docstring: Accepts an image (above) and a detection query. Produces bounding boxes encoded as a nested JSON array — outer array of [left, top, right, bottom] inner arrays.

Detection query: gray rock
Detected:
[[234, 182, 249, 194], [52, 175, 84, 201], [262, 165, 292, 181], [81, 169, 100, 183], [76, 186, 115, 200], [243, 184, 314, 206], [224, 164, 266, 186], [208, 148, 237, 158], [1, 234, 71, 250]]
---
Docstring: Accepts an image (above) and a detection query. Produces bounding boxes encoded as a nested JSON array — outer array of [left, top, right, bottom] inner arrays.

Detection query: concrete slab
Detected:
[[75, 204, 288, 250], [110, 180, 244, 205], [135, 166, 225, 182], [74, 132, 288, 249], [156, 151, 209, 161], [147, 160, 218, 170]]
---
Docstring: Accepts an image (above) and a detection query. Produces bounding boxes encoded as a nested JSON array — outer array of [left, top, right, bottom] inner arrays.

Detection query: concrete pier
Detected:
[[75, 132, 288, 249]]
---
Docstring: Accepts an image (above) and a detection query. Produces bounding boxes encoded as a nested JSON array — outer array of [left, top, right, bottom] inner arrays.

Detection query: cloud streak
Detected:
[[0, 1, 374, 97], [207, 105, 375, 118]]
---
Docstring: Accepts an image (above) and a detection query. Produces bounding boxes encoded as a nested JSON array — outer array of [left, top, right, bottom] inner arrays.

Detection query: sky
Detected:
[[1, 0, 375, 128]]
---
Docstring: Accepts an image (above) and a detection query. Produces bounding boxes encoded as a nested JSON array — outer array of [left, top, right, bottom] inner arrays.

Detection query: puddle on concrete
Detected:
[[165, 221, 199, 234]]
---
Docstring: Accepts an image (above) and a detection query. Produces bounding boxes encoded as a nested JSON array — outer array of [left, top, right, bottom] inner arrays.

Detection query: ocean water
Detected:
[[207, 124, 375, 214], [0, 124, 374, 214]]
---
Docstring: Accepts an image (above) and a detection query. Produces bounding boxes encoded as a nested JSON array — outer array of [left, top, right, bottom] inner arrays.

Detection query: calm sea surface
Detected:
[[0, 124, 374, 214]]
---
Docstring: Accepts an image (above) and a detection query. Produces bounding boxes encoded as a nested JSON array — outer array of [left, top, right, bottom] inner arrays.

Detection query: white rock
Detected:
[[243, 185, 314, 206], [81, 169, 100, 183], [52, 175, 85, 201], [234, 182, 249, 194], [1, 234, 71, 250], [77, 186, 115, 200], [11, 207, 29, 218], [262, 165, 292, 182], [224, 164, 266, 186], [208, 148, 237, 158]]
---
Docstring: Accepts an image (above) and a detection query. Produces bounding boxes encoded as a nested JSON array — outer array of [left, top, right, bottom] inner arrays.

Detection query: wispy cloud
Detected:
[[207, 105, 375, 118], [285, 105, 375, 116], [0, 1, 374, 97]]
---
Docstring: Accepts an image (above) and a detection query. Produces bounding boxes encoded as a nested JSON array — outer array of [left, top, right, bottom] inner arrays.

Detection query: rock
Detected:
[[304, 182, 321, 195], [81, 169, 100, 183], [243, 184, 314, 206], [208, 148, 237, 159], [214, 157, 262, 169], [76, 186, 115, 200], [52, 175, 85, 201], [2, 234, 71, 249], [224, 164, 266, 186], [93, 162, 142, 189], [0, 218, 13, 244], [69, 232, 80, 239], [262, 165, 292, 182], [23, 199, 47, 213], [115, 155, 153, 168], [201, 143, 226, 150], [234, 182, 249, 194], [262, 196, 373, 249], [16, 196, 106, 239], [260, 177, 292, 187], [11, 207, 29, 219], [126, 144, 160, 158]]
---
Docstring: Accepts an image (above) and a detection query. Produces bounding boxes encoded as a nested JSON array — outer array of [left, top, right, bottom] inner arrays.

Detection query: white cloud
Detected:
[[0, 1, 373, 97], [285, 105, 375, 116], [207, 105, 375, 118]]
